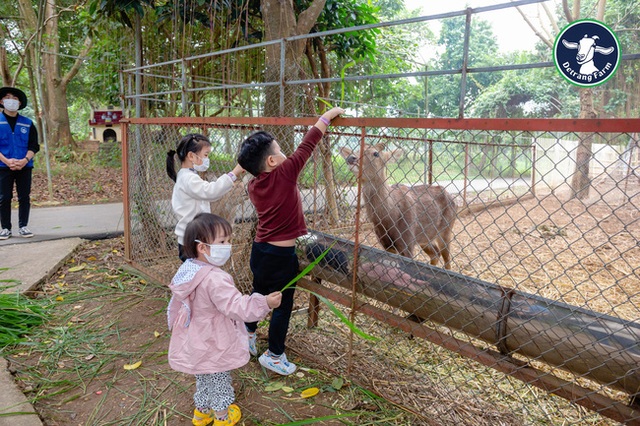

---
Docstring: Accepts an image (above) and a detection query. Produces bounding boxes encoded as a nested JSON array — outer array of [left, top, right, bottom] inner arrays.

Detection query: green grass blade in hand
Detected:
[[281, 242, 336, 292], [318, 98, 334, 111]]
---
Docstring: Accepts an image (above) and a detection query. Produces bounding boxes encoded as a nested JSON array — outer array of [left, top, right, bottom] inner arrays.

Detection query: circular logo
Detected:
[[21, 127, 27, 134], [553, 19, 620, 87]]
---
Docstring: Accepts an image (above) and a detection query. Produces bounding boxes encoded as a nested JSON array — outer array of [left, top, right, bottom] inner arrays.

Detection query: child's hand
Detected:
[[231, 164, 245, 178], [266, 291, 282, 309], [323, 107, 345, 122]]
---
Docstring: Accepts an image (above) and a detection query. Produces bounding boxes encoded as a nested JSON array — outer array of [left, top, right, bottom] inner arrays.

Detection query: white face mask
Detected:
[[197, 242, 232, 266], [2, 99, 20, 112], [193, 156, 210, 172]]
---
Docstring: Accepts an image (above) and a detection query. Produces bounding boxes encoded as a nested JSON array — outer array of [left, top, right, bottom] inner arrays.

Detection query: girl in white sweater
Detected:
[[166, 133, 244, 261]]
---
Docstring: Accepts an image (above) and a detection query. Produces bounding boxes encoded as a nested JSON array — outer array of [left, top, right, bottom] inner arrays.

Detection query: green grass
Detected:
[[0, 289, 50, 348]]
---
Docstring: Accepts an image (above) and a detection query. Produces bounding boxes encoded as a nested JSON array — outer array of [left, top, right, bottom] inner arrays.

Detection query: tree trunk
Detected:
[[303, 41, 339, 226], [570, 88, 596, 199], [260, 0, 326, 154], [0, 25, 12, 85]]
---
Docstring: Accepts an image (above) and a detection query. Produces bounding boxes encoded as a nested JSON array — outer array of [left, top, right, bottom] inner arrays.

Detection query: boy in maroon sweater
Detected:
[[237, 107, 343, 375]]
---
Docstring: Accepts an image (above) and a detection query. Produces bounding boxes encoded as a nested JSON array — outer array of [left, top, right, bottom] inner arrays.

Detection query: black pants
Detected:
[[0, 167, 32, 230], [245, 242, 298, 355]]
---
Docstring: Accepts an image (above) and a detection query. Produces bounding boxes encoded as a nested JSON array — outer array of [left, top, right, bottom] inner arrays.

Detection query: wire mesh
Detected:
[[123, 117, 640, 425]]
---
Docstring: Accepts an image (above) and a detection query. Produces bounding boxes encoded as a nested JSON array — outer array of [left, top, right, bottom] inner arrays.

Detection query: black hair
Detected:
[[182, 213, 233, 260], [237, 130, 276, 177], [166, 133, 212, 182]]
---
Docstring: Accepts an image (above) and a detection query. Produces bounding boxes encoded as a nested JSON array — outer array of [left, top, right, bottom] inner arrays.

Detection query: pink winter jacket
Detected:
[[167, 259, 271, 374]]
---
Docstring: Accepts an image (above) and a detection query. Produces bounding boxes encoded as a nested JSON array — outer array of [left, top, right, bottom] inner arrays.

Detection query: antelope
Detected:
[[340, 143, 456, 269]]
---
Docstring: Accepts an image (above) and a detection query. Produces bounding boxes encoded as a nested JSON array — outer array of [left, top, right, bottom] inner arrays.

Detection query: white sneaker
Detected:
[[248, 332, 258, 357], [0, 228, 11, 240], [258, 351, 296, 375], [18, 227, 34, 238]]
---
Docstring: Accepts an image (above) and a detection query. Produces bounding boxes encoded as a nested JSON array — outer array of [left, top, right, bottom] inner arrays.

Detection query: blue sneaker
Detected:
[[258, 351, 296, 375], [0, 228, 11, 240]]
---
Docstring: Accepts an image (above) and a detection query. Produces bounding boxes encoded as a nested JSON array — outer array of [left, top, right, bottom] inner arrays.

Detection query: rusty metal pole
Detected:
[[531, 143, 537, 197], [121, 121, 131, 262], [463, 143, 470, 207], [347, 126, 367, 375], [458, 8, 472, 119]]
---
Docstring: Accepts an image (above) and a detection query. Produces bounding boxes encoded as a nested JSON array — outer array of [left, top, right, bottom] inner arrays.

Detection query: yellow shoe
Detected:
[[192, 408, 214, 426], [213, 404, 242, 426]]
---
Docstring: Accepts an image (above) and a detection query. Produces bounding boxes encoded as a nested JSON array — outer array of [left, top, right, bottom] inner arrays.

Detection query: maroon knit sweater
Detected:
[[248, 126, 323, 244]]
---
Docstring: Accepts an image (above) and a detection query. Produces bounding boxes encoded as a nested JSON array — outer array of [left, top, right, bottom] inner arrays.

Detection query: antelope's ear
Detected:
[[383, 149, 403, 163], [373, 142, 386, 152], [339, 147, 353, 159]]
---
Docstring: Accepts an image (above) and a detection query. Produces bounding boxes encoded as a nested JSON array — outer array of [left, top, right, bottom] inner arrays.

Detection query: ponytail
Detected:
[[166, 149, 178, 182]]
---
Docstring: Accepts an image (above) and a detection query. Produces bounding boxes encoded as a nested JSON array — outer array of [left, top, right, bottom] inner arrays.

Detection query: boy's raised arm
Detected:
[[314, 107, 345, 133]]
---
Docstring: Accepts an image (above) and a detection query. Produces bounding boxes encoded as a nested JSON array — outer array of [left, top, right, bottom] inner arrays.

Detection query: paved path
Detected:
[[0, 202, 124, 246]]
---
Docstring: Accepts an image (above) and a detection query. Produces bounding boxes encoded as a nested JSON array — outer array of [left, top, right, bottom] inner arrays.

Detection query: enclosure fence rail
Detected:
[[122, 116, 640, 426]]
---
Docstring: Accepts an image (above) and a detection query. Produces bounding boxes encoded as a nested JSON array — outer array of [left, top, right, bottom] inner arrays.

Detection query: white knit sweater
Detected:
[[171, 168, 234, 244]]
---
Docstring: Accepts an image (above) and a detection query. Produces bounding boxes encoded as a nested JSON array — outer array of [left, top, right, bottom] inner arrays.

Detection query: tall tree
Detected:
[[12, 0, 93, 148], [258, 0, 328, 153]]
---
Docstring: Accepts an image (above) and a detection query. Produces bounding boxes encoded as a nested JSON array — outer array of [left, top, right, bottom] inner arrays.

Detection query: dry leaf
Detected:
[[68, 264, 86, 272], [87, 256, 97, 261], [55, 296, 64, 301], [154, 331, 161, 338], [123, 361, 142, 370], [300, 387, 319, 398]]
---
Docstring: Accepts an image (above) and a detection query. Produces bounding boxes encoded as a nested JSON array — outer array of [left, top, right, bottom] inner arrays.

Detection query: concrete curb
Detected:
[[0, 238, 85, 295], [0, 358, 42, 426]]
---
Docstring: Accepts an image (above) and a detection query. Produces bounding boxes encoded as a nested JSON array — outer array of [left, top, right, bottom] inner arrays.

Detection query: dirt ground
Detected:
[[5, 238, 421, 426], [31, 166, 123, 206]]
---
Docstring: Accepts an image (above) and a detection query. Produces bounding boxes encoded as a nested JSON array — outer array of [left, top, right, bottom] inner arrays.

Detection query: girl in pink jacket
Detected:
[[167, 212, 281, 426]]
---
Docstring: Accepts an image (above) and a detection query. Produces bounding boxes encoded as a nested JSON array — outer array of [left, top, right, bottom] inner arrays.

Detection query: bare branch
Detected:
[[542, 2, 560, 33], [513, 2, 553, 49], [596, 0, 606, 20], [562, 0, 573, 22], [61, 35, 92, 88]]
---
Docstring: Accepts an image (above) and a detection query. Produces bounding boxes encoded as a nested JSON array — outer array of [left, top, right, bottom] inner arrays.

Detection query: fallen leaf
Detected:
[[154, 331, 160, 338], [85, 354, 96, 361], [87, 256, 97, 261], [300, 387, 319, 398], [123, 361, 142, 370], [95, 390, 102, 395], [68, 264, 86, 272], [331, 377, 344, 390], [295, 372, 305, 378], [56, 296, 64, 301], [264, 382, 284, 392], [139, 279, 147, 284], [281, 386, 294, 393]]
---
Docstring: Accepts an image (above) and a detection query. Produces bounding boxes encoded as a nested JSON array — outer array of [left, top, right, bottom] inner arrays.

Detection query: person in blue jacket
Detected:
[[0, 87, 40, 239]]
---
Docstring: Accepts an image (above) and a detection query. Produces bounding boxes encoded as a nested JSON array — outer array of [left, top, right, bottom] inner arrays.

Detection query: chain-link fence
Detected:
[[123, 117, 640, 425]]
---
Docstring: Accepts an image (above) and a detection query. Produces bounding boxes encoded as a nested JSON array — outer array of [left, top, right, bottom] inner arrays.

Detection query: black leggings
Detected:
[[0, 167, 32, 230], [245, 242, 298, 355]]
